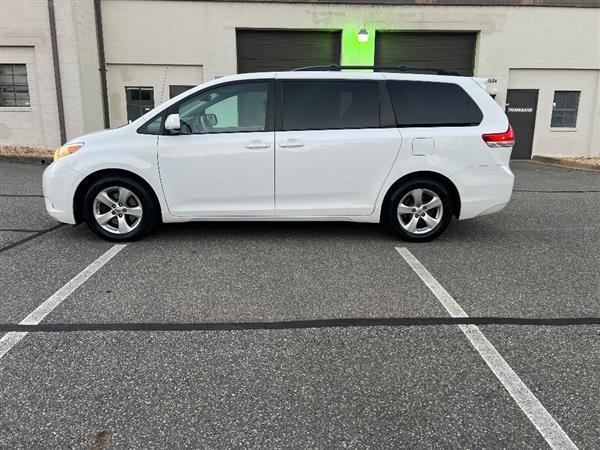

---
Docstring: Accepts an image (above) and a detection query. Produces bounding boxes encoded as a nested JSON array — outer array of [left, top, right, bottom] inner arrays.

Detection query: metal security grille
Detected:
[[0, 64, 30, 107], [551, 91, 580, 128], [236, 29, 341, 73], [125, 86, 154, 122], [375, 32, 477, 76]]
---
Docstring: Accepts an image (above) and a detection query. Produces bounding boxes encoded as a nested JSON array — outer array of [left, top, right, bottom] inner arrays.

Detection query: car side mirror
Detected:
[[201, 113, 218, 128], [164, 114, 181, 134]]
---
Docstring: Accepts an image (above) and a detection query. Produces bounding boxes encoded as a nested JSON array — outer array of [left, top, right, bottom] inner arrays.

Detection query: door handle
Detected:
[[279, 139, 304, 148], [245, 140, 271, 149]]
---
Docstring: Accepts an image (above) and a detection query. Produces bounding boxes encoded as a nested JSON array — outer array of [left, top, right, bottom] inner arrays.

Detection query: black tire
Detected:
[[82, 175, 159, 241], [384, 178, 453, 242]]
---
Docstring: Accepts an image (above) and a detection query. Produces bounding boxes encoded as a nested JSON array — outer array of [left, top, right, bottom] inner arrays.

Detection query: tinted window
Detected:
[[178, 82, 269, 134], [282, 80, 379, 131], [387, 80, 482, 127]]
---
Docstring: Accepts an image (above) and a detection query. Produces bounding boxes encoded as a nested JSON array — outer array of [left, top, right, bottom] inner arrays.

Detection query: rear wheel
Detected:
[[83, 176, 158, 241], [385, 178, 453, 242]]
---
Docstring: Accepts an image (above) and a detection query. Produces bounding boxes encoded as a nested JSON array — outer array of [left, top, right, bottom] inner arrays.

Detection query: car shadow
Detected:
[[142, 217, 507, 245], [150, 220, 392, 243], [66, 215, 508, 245]]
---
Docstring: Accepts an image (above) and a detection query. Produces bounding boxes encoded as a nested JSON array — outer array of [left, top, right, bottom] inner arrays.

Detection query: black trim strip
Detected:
[[0, 194, 44, 198], [2, 317, 599, 333], [513, 189, 600, 193], [0, 224, 63, 254]]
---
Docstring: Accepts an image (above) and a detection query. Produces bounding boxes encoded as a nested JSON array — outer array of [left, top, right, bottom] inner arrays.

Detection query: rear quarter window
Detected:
[[387, 80, 483, 127]]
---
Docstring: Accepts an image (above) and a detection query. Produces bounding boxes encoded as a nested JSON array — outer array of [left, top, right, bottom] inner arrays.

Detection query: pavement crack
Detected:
[[0, 228, 48, 233], [0, 224, 64, 254], [0, 317, 599, 333]]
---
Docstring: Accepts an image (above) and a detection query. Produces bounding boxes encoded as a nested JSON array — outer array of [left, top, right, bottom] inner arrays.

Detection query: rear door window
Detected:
[[387, 80, 483, 127], [281, 80, 379, 131]]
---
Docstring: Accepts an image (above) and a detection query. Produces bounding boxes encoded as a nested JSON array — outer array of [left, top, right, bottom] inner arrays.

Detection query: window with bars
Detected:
[[0, 64, 30, 107], [551, 91, 580, 128], [125, 87, 154, 122]]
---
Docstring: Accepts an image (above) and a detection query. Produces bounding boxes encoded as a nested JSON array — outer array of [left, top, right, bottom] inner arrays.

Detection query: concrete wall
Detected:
[[53, 0, 104, 141], [0, 0, 103, 149], [102, 2, 600, 89], [0, 0, 61, 149], [72, 0, 104, 136]]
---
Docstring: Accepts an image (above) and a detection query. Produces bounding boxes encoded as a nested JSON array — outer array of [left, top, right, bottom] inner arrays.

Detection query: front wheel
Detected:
[[82, 176, 158, 241], [385, 178, 454, 242]]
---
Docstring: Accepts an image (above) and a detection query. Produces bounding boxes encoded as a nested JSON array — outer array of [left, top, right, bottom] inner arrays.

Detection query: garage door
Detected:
[[375, 32, 477, 76], [236, 29, 341, 73]]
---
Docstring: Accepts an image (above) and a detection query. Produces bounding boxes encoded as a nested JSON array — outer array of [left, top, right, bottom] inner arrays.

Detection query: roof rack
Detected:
[[291, 65, 461, 76]]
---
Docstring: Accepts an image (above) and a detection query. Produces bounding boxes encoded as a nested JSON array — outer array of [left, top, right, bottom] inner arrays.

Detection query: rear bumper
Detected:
[[454, 164, 514, 220], [42, 160, 84, 224]]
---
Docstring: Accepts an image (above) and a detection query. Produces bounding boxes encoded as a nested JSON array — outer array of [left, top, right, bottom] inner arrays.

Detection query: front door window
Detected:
[[178, 82, 269, 134]]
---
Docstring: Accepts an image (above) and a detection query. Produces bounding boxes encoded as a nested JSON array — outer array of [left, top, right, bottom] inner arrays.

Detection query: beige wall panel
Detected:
[[0, 0, 62, 148]]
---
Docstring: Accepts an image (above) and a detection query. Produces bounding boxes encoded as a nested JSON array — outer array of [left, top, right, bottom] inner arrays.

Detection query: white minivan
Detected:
[[43, 67, 515, 242]]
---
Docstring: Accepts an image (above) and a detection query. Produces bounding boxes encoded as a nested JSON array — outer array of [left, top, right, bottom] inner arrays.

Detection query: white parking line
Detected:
[[396, 247, 578, 450], [0, 244, 126, 359]]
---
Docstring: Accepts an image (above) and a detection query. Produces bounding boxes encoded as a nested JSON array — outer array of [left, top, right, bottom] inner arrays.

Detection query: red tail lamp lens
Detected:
[[482, 125, 515, 148]]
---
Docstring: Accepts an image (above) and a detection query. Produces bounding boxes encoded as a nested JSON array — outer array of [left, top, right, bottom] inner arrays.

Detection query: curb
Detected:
[[531, 156, 600, 172], [0, 154, 52, 165]]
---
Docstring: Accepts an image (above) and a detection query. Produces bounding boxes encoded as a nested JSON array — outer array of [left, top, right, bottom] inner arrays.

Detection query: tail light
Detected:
[[482, 125, 515, 148]]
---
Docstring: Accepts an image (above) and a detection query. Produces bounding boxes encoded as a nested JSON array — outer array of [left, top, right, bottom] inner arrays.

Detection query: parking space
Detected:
[[409, 196, 600, 318], [0, 160, 598, 448], [45, 224, 447, 324]]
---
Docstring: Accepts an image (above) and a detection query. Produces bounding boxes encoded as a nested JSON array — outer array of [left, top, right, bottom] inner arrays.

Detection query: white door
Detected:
[[275, 79, 401, 216], [158, 81, 274, 217]]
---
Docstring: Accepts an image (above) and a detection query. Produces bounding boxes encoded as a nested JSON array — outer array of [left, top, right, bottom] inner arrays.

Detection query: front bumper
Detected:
[[42, 160, 85, 224], [454, 164, 514, 220]]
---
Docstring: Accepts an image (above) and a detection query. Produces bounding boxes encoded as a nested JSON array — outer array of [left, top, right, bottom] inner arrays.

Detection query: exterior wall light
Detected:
[[357, 26, 369, 43]]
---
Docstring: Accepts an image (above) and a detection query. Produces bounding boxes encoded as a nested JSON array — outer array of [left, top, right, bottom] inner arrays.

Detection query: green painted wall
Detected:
[[341, 26, 375, 67]]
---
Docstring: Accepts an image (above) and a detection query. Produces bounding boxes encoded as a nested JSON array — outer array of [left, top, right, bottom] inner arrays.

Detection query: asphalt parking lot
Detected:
[[0, 160, 598, 449]]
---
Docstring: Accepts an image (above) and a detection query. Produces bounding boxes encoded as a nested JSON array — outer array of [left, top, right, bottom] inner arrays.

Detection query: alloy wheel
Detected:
[[93, 186, 143, 234], [397, 188, 444, 235]]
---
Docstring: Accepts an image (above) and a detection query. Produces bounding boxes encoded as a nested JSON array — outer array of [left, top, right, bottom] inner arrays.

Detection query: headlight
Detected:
[[54, 142, 84, 162]]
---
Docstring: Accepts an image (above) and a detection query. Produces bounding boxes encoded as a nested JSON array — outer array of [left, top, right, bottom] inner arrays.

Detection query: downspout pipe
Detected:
[[94, 0, 110, 129], [47, 0, 66, 144]]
